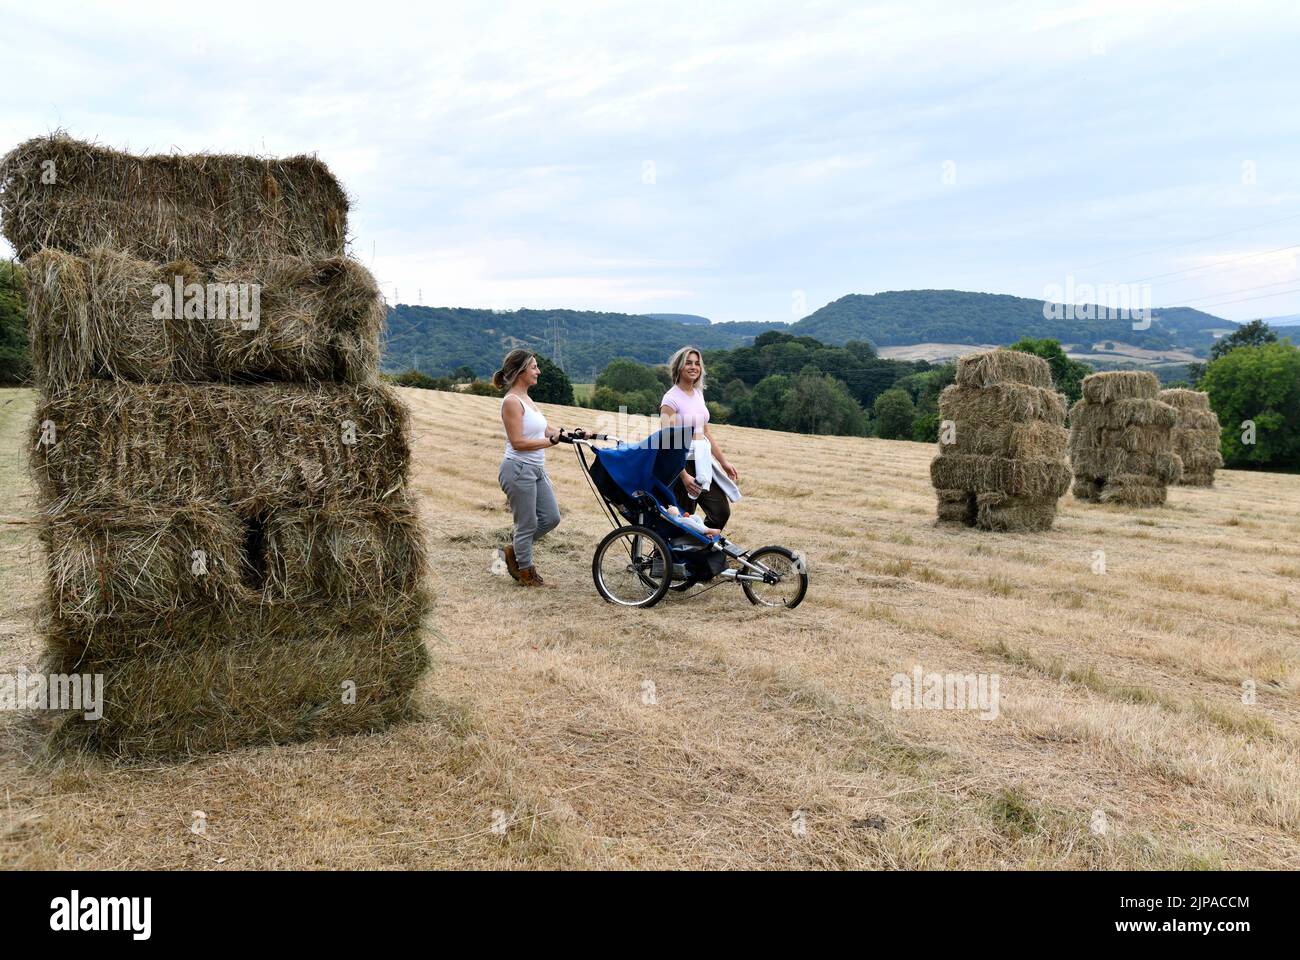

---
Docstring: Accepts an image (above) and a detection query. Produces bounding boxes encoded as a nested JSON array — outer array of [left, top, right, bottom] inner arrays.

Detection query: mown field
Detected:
[[1, 385, 1298, 869]]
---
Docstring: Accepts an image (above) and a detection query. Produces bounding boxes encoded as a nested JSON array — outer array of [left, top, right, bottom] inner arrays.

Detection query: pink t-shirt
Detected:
[[661, 384, 710, 432]]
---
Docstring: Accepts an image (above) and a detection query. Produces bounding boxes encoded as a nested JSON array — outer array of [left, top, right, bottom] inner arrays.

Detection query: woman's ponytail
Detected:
[[493, 349, 533, 391]]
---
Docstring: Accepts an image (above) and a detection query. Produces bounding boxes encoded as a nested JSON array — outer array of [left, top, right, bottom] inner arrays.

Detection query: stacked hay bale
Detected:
[[1159, 388, 1224, 486], [1068, 371, 1182, 506], [930, 349, 1071, 531], [2, 134, 429, 756]]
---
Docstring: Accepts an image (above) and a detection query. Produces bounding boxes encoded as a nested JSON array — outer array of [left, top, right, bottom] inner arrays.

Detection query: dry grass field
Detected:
[[2, 385, 1298, 869]]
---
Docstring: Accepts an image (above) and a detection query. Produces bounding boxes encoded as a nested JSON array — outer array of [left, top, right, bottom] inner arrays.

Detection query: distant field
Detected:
[[2, 386, 1299, 869], [877, 343, 1000, 362], [571, 382, 593, 401]]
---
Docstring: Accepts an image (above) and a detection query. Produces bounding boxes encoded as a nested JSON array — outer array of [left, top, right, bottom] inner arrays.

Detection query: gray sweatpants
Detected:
[[499, 457, 561, 569]]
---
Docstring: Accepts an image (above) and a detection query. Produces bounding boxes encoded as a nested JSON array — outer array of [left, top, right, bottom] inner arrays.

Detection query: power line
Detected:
[[1157, 277, 1299, 308], [1123, 243, 1300, 287], [1179, 285, 1300, 311], [1077, 211, 1300, 270]]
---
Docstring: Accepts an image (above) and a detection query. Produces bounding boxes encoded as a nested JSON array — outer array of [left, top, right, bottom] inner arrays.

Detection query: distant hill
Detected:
[[381, 290, 1235, 377], [1263, 313, 1300, 326], [644, 313, 711, 326], [382, 305, 781, 378], [790, 291, 1232, 353]]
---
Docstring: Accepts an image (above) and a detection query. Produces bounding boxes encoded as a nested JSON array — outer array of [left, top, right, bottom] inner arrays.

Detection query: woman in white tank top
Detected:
[[493, 350, 564, 587]]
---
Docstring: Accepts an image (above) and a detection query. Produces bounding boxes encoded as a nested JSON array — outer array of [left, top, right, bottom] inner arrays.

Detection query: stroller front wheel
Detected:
[[592, 525, 673, 608], [740, 546, 808, 609]]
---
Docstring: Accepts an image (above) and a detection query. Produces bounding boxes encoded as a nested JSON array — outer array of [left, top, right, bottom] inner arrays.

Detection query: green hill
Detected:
[[790, 290, 1230, 352], [381, 305, 781, 378], [381, 291, 1234, 377]]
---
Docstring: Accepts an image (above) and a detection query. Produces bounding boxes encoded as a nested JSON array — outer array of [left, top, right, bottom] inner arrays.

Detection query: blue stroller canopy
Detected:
[[591, 426, 694, 511]]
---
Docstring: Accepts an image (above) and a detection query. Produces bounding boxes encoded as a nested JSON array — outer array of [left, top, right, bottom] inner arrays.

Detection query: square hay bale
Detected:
[[1072, 478, 1103, 501], [45, 599, 430, 758], [929, 453, 1072, 499], [1069, 446, 1183, 484], [974, 492, 1058, 532], [1080, 370, 1159, 403], [944, 419, 1068, 459], [23, 248, 208, 386], [1161, 389, 1223, 486], [23, 247, 384, 389], [263, 500, 427, 604], [938, 382, 1067, 426], [38, 498, 427, 637], [1096, 475, 1169, 507], [1157, 388, 1211, 411], [935, 487, 976, 524], [0, 134, 348, 264], [42, 500, 251, 623], [1068, 397, 1178, 430], [954, 349, 1052, 390], [30, 381, 410, 512]]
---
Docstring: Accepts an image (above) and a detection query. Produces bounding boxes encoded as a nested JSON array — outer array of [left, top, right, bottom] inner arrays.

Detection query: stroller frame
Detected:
[[562, 427, 808, 609]]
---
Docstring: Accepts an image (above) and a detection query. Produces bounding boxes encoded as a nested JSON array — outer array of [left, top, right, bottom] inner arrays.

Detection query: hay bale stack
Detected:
[[1069, 371, 1182, 506], [930, 349, 1070, 531], [1159, 388, 1224, 486], [6, 135, 429, 757], [23, 247, 384, 388], [0, 134, 348, 263]]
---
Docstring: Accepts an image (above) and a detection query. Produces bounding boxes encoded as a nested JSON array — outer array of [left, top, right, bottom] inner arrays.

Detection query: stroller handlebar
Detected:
[[559, 428, 620, 445]]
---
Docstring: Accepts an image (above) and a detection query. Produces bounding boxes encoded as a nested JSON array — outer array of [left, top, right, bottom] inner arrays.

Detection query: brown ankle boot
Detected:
[[517, 566, 541, 587], [531, 567, 548, 586], [504, 545, 521, 582]]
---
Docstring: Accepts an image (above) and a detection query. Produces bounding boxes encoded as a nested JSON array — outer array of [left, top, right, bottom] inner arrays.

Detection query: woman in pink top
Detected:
[[659, 346, 739, 530]]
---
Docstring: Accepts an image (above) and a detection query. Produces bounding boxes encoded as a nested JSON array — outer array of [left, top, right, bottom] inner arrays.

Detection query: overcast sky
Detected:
[[2, 0, 1298, 323]]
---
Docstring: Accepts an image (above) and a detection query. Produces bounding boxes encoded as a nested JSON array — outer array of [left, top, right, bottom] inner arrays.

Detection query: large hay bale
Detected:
[[1159, 388, 1223, 486], [1080, 370, 1159, 403], [935, 488, 975, 524], [1068, 397, 1178, 430], [23, 247, 384, 388], [930, 454, 1072, 499], [1069, 375, 1181, 506], [937, 382, 1067, 426], [954, 349, 1053, 390], [974, 491, 1058, 532], [41, 498, 425, 633], [263, 500, 427, 604], [43, 500, 251, 623], [945, 419, 1068, 459], [931, 349, 1069, 531], [30, 381, 409, 512], [46, 599, 429, 758], [0, 134, 348, 263]]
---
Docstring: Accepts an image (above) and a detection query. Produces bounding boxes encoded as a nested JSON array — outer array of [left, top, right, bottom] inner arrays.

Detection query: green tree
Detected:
[[780, 371, 867, 436], [596, 357, 662, 395], [387, 369, 440, 389], [533, 354, 574, 405], [735, 374, 792, 430], [0, 261, 30, 385], [1008, 337, 1091, 403], [451, 364, 477, 382], [1209, 319, 1277, 361], [912, 411, 942, 443], [872, 388, 916, 440], [1200, 341, 1300, 468]]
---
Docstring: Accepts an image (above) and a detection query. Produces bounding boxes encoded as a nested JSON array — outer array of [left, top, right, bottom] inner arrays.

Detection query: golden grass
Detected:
[[2, 386, 1299, 869]]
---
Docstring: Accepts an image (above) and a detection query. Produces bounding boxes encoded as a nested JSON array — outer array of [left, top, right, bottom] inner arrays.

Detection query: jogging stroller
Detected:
[[560, 426, 808, 609]]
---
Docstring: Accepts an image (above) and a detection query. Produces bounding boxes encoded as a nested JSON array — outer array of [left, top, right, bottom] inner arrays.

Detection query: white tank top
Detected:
[[502, 393, 548, 465]]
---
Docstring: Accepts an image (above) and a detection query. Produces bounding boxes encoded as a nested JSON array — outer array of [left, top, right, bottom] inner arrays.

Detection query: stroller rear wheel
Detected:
[[593, 525, 673, 608], [741, 546, 808, 609]]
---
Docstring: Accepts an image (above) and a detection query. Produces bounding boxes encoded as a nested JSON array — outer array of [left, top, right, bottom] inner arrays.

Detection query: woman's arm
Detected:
[[502, 396, 559, 451], [662, 403, 702, 497], [703, 422, 739, 481]]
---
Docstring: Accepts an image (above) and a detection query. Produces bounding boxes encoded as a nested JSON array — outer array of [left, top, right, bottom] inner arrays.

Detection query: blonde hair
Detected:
[[668, 346, 705, 390], [492, 349, 534, 390]]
